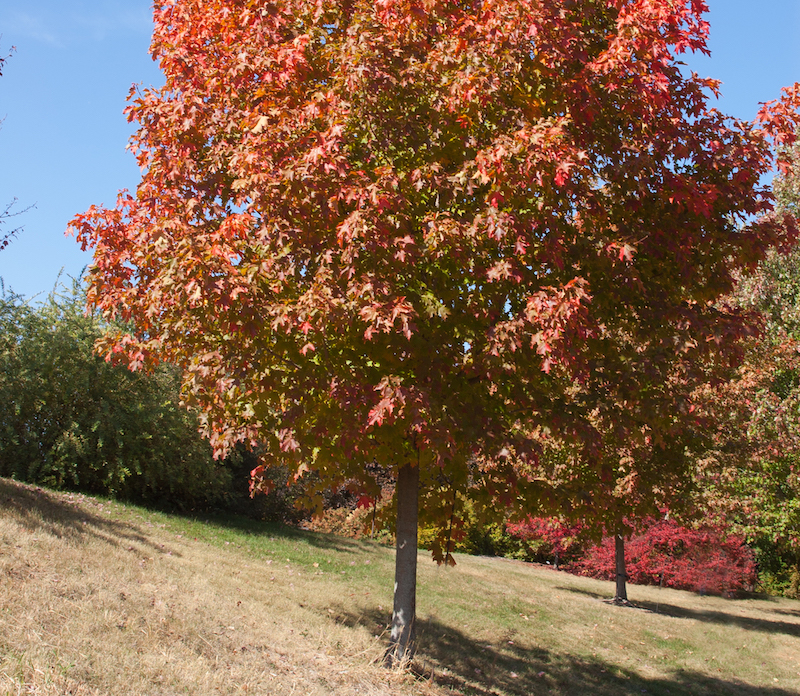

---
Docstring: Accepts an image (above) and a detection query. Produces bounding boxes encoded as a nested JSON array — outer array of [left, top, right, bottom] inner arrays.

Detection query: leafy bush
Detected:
[[302, 505, 378, 539], [301, 477, 395, 545], [0, 281, 233, 511], [460, 518, 525, 559], [570, 517, 757, 596]]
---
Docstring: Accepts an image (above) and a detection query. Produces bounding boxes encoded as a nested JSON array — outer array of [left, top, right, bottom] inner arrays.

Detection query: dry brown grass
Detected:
[[1, 477, 799, 696], [0, 479, 421, 695]]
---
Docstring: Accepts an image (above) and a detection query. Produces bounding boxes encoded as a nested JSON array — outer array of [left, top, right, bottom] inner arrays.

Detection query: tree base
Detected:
[[383, 641, 415, 669], [606, 596, 636, 607]]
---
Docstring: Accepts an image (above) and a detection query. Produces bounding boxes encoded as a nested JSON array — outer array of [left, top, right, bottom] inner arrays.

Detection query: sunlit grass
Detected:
[[1, 477, 798, 695]]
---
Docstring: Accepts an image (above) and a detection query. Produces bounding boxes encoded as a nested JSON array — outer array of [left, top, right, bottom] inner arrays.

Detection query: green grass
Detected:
[[1, 477, 799, 695]]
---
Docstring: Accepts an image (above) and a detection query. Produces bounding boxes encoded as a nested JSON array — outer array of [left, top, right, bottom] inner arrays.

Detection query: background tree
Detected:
[[571, 515, 757, 596], [696, 135, 800, 595], [512, 413, 706, 603], [71, 0, 800, 661]]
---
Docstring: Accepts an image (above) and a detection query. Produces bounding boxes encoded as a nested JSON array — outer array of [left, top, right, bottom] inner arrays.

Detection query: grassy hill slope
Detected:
[[1, 477, 798, 696]]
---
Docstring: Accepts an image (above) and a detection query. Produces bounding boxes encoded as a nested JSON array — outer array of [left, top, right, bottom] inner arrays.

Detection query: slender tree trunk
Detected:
[[614, 532, 628, 603], [386, 461, 419, 666]]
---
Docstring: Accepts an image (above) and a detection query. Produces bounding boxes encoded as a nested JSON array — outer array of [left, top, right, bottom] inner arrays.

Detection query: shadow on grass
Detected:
[[0, 478, 173, 556], [557, 585, 800, 639], [634, 600, 800, 639], [555, 585, 607, 600], [193, 511, 375, 555], [333, 605, 796, 696], [0, 476, 373, 560]]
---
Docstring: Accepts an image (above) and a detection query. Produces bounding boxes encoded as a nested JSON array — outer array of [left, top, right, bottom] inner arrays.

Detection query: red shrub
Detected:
[[571, 517, 757, 596]]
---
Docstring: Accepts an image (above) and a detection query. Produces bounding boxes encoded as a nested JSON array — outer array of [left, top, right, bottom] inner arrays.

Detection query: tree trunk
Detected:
[[615, 532, 628, 603], [386, 461, 419, 666]]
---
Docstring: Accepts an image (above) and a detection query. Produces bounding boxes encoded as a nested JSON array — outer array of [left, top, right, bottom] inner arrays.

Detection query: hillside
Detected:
[[0, 477, 798, 696]]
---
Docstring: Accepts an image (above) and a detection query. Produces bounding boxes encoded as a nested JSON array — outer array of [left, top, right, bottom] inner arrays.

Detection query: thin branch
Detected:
[[0, 198, 34, 251]]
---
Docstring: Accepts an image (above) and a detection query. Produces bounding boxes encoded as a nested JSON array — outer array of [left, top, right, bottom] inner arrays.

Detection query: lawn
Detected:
[[0, 477, 798, 695]]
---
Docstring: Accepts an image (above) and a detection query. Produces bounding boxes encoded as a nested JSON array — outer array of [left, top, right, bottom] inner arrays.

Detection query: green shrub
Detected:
[[0, 281, 231, 511]]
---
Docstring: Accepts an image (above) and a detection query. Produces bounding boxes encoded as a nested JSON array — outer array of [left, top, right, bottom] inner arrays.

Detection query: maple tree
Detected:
[[514, 421, 706, 602], [71, 0, 800, 660], [505, 513, 756, 596]]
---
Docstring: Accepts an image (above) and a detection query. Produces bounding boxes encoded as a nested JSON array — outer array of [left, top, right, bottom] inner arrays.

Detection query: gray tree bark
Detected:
[[386, 461, 419, 666], [615, 532, 628, 603]]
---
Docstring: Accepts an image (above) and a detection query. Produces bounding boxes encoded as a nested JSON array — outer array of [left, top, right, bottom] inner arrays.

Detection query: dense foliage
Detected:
[[693, 138, 800, 597], [570, 517, 757, 596], [505, 516, 588, 568], [0, 282, 236, 511], [71, 0, 799, 520]]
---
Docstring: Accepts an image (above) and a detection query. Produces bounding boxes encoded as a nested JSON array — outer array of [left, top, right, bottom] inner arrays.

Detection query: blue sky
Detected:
[[0, 0, 799, 300]]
